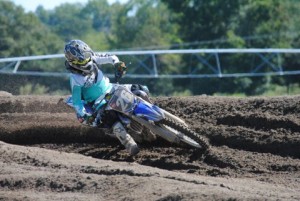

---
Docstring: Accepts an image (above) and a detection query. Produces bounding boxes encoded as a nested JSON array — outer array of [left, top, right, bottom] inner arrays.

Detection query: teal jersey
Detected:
[[70, 69, 112, 116]]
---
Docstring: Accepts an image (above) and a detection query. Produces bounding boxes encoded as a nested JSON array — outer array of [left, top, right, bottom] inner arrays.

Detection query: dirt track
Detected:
[[0, 91, 299, 200]]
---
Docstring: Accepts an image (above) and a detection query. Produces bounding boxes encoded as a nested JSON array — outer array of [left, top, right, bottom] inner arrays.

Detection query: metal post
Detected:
[[151, 54, 158, 77], [277, 53, 283, 75], [13, 60, 21, 73], [215, 53, 222, 77]]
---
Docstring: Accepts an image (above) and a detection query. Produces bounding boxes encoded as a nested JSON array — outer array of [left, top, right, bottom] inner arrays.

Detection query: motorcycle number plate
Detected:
[[109, 88, 135, 113]]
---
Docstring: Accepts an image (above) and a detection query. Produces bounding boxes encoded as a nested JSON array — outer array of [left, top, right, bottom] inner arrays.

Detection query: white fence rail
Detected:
[[1, 49, 300, 78]]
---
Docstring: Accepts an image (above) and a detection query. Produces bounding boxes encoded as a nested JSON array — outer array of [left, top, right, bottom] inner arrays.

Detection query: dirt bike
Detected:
[[66, 69, 210, 152], [93, 84, 210, 151]]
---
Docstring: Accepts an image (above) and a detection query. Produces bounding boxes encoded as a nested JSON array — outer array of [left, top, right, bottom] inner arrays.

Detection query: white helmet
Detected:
[[64, 40, 95, 75]]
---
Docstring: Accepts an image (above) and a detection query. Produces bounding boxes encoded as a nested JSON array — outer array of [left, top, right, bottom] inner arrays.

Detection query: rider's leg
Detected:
[[112, 121, 139, 156], [122, 84, 152, 103]]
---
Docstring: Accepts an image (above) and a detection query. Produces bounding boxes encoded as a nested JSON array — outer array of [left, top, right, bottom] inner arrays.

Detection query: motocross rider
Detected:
[[64, 39, 148, 156]]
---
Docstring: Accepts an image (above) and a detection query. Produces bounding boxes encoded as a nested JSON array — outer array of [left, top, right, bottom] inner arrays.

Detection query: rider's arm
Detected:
[[70, 75, 86, 117], [92, 53, 119, 65], [92, 53, 126, 79]]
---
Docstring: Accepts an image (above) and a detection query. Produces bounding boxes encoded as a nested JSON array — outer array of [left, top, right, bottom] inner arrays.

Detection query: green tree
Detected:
[[235, 0, 298, 95], [237, 0, 293, 48], [108, 0, 180, 50], [0, 1, 67, 95], [0, 1, 62, 57], [0, 1, 63, 74], [105, 0, 182, 94], [79, 0, 113, 51], [162, 0, 300, 95], [162, 0, 242, 48], [82, 0, 112, 32], [36, 3, 93, 41], [277, 0, 300, 90], [162, 0, 244, 95], [36, 0, 113, 51]]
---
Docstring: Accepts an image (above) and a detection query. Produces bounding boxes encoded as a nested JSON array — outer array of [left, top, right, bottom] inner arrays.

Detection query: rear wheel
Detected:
[[157, 118, 210, 151]]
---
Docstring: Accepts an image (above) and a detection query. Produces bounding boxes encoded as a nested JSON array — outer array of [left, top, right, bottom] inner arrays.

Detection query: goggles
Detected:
[[71, 57, 91, 66]]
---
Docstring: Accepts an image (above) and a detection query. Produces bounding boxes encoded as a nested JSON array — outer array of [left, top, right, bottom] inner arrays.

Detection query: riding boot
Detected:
[[112, 122, 139, 156]]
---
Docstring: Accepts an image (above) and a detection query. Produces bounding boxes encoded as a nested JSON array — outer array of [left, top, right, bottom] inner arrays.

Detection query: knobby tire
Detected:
[[158, 118, 210, 151]]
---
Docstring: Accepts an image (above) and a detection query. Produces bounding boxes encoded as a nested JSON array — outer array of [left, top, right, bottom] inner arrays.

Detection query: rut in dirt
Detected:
[[0, 94, 299, 177]]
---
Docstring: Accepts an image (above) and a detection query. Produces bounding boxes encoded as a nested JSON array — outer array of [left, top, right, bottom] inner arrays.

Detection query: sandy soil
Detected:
[[0, 91, 299, 200]]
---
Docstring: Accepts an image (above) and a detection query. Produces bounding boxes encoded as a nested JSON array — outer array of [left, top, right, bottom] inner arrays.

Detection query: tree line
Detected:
[[0, 0, 300, 96]]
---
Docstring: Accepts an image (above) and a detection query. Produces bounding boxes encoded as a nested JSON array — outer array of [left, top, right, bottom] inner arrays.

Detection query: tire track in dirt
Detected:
[[0, 93, 299, 180]]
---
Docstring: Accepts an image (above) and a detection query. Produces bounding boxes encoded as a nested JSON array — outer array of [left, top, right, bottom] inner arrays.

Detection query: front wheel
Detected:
[[157, 118, 210, 151]]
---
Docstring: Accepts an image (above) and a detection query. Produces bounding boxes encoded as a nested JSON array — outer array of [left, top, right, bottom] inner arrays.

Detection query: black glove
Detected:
[[114, 61, 127, 79]]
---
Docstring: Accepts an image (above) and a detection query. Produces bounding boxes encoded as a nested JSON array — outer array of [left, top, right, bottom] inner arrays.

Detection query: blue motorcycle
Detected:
[[66, 64, 210, 151], [74, 83, 210, 151]]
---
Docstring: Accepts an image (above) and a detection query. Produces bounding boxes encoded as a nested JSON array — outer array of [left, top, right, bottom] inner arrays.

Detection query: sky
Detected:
[[11, 0, 127, 12]]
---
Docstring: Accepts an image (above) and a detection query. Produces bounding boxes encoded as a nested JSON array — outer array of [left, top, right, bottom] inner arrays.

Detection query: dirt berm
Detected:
[[0, 91, 299, 200]]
